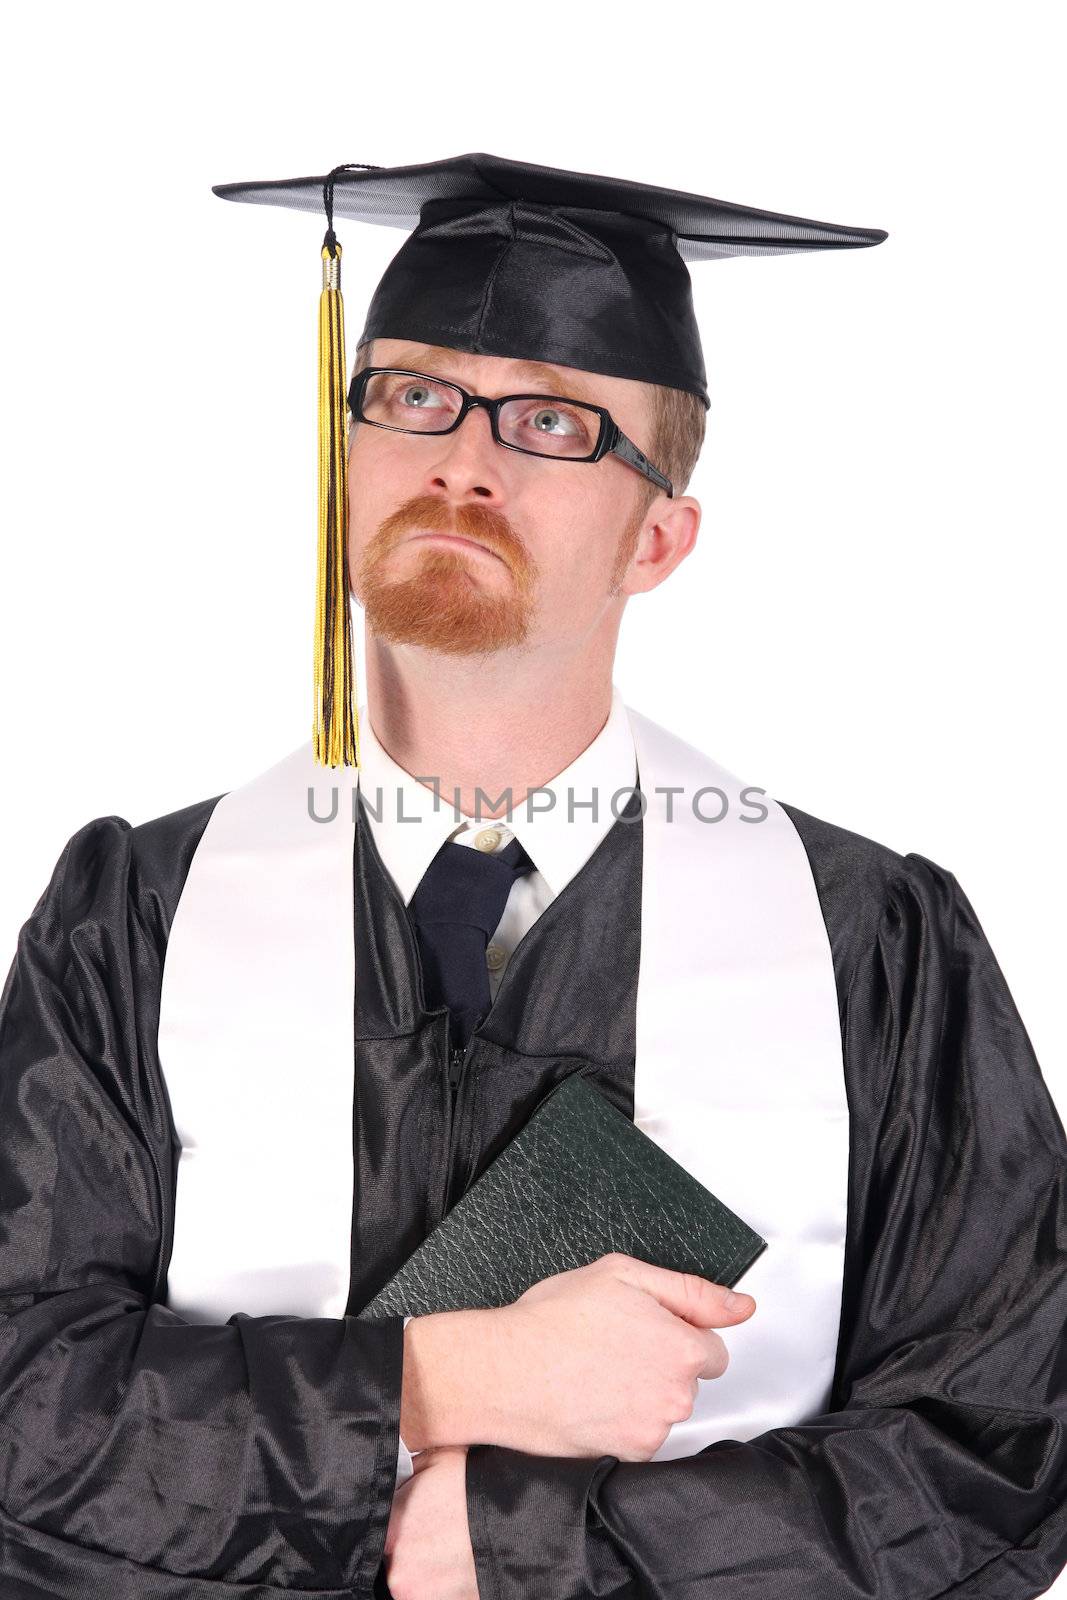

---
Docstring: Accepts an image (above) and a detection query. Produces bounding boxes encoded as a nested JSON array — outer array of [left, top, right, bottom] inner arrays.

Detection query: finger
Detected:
[[606, 1253, 756, 1327]]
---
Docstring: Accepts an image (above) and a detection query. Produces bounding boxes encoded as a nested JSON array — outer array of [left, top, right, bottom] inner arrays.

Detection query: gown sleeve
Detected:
[[463, 850, 1067, 1599], [0, 815, 405, 1598]]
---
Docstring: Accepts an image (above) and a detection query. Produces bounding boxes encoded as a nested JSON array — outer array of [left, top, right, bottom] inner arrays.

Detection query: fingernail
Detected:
[[725, 1291, 747, 1309]]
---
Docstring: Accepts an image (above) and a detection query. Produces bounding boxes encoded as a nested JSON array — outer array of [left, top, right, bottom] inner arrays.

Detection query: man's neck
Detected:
[[362, 644, 615, 821]]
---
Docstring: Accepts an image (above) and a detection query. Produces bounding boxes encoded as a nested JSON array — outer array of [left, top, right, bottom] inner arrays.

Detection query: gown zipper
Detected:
[[441, 1026, 474, 1219], [448, 1042, 467, 1094]]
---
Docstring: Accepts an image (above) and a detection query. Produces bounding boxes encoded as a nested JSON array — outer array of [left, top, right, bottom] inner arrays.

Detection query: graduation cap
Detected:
[[212, 152, 887, 767]]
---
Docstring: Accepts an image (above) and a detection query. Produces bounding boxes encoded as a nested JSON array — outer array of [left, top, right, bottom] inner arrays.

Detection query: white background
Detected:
[[1, 3, 1064, 1584]]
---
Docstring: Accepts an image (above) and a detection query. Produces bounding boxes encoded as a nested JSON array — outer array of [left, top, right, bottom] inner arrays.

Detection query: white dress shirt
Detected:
[[354, 682, 639, 1486]]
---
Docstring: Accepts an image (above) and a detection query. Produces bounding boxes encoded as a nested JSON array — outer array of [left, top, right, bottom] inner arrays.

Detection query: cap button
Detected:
[[474, 828, 503, 852]]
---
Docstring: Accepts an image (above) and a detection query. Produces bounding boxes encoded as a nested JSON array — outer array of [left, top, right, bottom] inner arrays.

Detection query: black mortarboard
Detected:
[[212, 152, 887, 766]]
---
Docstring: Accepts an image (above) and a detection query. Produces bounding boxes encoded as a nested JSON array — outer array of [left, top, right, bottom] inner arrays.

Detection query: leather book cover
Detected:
[[357, 1068, 767, 1320]]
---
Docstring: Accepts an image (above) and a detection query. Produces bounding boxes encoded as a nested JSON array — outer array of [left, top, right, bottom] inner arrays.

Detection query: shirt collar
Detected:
[[355, 681, 638, 906]]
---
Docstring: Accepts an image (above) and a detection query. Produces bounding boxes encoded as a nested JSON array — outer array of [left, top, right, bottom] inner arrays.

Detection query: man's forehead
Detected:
[[370, 338, 624, 407]]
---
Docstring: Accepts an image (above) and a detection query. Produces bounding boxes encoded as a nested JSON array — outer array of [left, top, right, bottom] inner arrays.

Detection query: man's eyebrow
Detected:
[[388, 345, 599, 404]]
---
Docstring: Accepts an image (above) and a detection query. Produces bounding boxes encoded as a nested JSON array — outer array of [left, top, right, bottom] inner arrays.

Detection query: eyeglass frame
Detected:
[[346, 366, 674, 498]]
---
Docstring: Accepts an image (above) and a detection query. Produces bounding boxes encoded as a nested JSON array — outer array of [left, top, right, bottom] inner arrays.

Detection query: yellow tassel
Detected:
[[313, 238, 360, 768]]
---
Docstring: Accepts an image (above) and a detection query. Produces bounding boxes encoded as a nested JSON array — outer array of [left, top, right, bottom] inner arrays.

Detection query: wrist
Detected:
[[400, 1307, 510, 1450]]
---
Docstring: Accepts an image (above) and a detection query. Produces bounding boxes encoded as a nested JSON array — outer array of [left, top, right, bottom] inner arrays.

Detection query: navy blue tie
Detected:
[[408, 833, 536, 1051]]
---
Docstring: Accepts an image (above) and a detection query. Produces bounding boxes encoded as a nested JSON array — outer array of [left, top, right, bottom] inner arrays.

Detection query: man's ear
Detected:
[[622, 495, 701, 596]]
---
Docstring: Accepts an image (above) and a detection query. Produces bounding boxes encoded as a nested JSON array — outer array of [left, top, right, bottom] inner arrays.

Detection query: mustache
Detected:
[[377, 494, 521, 562]]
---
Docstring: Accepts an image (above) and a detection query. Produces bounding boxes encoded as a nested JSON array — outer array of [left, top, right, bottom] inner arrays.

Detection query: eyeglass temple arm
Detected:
[[608, 426, 674, 498]]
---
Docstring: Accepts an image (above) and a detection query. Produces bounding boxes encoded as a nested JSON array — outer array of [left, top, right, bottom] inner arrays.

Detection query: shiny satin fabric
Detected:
[[212, 150, 889, 406], [357, 197, 711, 401], [463, 811, 1067, 1598], [0, 779, 646, 1596], [156, 688, 852, 1484], [346, 783, 645, 1315], [0, 805, 402, 1596], [1, 760, 1065, 1595], [0, 684, 852, 1594]]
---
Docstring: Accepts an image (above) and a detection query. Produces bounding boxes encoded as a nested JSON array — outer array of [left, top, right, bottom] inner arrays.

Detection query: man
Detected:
[[0, 154, 1064, 1600]]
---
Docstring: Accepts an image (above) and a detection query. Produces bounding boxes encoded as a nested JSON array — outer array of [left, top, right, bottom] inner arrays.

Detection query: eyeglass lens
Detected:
[[358, 371, 602, 459]]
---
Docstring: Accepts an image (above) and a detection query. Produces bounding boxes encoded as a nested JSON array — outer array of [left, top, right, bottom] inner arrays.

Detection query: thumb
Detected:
[[609, 1254, 756, 1328]]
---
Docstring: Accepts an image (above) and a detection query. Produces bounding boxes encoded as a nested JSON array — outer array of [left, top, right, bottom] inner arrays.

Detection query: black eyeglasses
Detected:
[[347, 367, 674, 498]]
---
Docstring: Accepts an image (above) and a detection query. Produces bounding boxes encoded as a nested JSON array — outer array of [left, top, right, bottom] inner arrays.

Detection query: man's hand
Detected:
[[482, 1251, 757, 1460], [382, 1445, 478, 1600], [398, 1254, 756, 1465]]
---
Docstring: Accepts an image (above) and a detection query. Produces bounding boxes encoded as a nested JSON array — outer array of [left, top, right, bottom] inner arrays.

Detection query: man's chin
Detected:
[[360, 585, 530, 654], [364, 615, 528, 654]]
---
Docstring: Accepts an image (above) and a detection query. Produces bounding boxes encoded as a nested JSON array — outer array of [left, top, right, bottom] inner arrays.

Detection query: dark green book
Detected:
[[357, 1069, 767, 1320]]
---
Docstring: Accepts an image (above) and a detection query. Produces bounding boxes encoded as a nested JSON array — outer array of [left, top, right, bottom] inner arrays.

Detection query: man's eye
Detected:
[[513, 404, 598, 453], [528, 405, 582, 436], [398, 382, 448, 409]]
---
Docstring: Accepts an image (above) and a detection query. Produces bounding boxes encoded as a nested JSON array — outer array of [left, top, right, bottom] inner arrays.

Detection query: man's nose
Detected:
[[423, 402, 505, 499]]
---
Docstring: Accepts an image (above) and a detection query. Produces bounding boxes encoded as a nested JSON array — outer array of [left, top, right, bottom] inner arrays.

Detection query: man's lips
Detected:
[[406, 531, 502, 560]]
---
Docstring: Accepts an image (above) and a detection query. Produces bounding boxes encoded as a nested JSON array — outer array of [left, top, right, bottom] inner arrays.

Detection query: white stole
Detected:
[[158, 696, 848, 1455]]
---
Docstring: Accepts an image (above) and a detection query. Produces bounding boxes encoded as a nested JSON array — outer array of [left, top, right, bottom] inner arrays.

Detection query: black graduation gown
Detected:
[[463, 805, 1067, 1599], [0, 790, 1064, 1597], [0, 785, 644, 1597], [0, 798, 400, 1598]]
